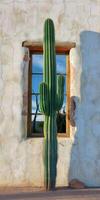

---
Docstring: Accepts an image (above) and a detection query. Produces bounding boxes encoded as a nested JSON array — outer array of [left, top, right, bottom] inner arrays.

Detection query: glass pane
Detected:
[[32, 54, 66, 74], [32, 75, 43, 93], [61, 95, 66, 113], [31, 53, 67, 134], [57, 95, 66, 133], [56, 54, 66, 74], [31, 114, 44, 133], [32, 54, 43, 73], [32, 95, 40, 113], [32, 95, 36, 113]]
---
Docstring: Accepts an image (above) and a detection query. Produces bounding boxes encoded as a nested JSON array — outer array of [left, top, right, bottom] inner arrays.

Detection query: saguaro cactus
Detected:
[[39, 18, 64, 190]]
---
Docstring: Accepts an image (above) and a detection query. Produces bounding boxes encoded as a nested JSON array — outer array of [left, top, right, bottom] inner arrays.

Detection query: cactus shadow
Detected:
[[68, 31, 100, 187]]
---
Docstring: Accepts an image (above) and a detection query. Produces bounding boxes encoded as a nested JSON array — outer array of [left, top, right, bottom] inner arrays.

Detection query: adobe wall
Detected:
[[0, 0, 100, 187]]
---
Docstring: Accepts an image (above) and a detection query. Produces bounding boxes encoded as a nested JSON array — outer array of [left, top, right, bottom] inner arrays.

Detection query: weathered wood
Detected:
[[22, 41, 76, 53]]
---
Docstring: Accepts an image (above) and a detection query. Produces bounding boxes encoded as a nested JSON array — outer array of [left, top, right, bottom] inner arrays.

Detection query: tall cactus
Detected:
[[39, 18, 64, 190]]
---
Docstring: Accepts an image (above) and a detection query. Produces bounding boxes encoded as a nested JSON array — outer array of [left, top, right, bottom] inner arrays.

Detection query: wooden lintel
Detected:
[[22, 41, 76, 53]]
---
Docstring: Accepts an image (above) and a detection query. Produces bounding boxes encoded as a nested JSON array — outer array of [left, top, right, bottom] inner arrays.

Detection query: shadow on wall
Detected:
[[68, 31, 100, 187]]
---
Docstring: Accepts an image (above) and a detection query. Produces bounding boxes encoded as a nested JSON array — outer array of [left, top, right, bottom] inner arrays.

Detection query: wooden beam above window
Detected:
[[22, 41, 76, 53]]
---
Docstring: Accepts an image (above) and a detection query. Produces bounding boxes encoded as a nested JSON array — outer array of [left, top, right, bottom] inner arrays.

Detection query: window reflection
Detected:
[[31, 54, 67, 134]]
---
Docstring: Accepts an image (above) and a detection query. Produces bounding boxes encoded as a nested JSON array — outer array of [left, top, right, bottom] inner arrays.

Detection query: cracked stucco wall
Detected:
[[0, 0, 100, 187]]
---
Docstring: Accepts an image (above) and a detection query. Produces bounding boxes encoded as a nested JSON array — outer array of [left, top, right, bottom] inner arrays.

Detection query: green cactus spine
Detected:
[[40, 18, 64, 190]]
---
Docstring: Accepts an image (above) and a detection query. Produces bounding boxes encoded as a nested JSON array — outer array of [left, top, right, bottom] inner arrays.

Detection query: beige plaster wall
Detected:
[[0, 0, 100, 187]]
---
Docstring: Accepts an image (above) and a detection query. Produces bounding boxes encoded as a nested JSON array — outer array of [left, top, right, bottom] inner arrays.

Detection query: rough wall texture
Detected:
[[0, 0, 100, 187]]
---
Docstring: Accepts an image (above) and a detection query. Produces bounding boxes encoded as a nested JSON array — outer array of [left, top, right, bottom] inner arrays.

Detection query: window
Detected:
[[23, 42, 75, 137]]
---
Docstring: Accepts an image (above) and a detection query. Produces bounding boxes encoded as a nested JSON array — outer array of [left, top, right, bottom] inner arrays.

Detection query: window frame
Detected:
[[22, 42, 76, 138]]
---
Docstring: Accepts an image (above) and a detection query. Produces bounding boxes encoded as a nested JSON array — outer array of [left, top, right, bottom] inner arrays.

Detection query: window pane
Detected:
[[32, 54, 66, 74], [31, 95, 40, 113], [61, 95, 66, 113], [56, 55, 66, 74], [57, 94, 66, 133], [31, 114, 44, 133], [31, 53, 67, 135], [57, 112, 66, 133], [32, 75, 43, 93], [32, 95, 36, 113], [32, 54, 43, 73]]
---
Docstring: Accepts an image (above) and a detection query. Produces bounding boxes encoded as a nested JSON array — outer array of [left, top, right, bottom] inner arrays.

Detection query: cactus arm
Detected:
[[39, 82, 49, 115], [56, 75, 65, 111]]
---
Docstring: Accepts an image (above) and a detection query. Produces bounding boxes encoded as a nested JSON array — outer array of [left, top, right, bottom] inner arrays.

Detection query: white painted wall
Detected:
[[0, 0, 100, 187]]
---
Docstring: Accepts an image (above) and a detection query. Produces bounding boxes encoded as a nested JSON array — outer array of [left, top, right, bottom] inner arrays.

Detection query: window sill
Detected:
[[27, 133, 69, 138]]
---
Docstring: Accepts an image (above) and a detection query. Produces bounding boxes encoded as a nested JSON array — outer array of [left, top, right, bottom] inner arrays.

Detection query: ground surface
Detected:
[[0, 188, 100, 200]]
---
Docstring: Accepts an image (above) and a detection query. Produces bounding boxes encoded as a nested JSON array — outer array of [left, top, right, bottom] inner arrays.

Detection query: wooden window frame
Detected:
[[22, 42, 76, 138]]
